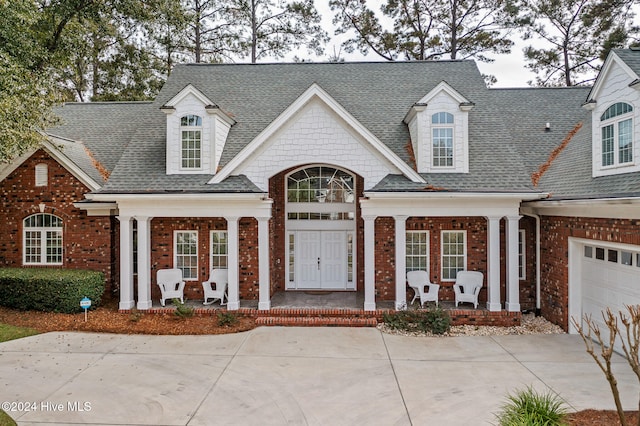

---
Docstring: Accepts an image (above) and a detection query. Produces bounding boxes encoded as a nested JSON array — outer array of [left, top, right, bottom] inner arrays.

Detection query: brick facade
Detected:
[[540, 216, 640, 330], [0, 149, 115, 293], [149, 217, 259, 302]]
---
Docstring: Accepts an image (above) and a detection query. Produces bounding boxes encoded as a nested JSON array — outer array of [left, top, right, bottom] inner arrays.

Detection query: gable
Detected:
[[210, 83, 425, 191], [0, 138, 103, 191]]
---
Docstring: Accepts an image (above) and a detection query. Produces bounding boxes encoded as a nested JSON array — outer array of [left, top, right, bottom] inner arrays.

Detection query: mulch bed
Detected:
[[0, 300, 255, 335], [565, 410, 639, 425]]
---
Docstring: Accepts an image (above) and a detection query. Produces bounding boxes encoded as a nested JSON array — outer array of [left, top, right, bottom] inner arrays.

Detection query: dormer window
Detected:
[[432, 112, 454, 168], [181, 115, 202, 170], [600, 102, 633, 167]]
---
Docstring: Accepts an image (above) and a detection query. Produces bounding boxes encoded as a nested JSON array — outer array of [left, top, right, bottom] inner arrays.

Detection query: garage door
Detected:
[[580, 243, 640, 352]]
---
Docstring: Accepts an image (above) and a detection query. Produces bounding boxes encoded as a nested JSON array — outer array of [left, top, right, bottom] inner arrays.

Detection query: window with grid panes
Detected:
[[23, 214, 63, 265], [175, 231, 198, 280], [441, 230, 466, 280], [406, 231, 429, 272]]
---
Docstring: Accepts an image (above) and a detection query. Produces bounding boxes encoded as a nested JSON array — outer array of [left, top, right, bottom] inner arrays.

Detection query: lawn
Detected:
[[0, 323, 39, 343]]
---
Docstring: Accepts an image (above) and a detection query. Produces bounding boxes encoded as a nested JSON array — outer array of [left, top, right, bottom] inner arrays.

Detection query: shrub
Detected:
[[495, 386, 567, 426], [383, 307, 451, 335], [0, 268, 104, 314], [172, 298, 195, 319], [217, 311, 239, 327]]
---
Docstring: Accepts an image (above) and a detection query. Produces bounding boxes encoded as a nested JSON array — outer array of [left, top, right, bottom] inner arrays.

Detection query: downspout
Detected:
[[522, 212, 541, 316]]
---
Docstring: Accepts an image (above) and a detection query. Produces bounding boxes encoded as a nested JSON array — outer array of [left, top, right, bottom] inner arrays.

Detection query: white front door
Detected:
[[293, 231, 348, 290]]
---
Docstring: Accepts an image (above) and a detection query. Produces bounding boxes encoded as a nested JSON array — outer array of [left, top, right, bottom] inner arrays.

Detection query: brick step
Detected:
[[255, 308, 390, 319], [255, 316, 378, 327]]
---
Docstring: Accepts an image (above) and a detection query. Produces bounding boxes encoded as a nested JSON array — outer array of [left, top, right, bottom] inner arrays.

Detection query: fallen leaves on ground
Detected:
[[0, 300, 255, 335]]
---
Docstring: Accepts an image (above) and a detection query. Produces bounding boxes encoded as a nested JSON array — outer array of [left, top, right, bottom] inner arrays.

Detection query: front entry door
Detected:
[[295, 231, 347, 290]]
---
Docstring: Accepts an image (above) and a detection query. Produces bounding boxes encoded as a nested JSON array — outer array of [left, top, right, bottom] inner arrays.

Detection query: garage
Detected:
[[569, 238, 640, 352]]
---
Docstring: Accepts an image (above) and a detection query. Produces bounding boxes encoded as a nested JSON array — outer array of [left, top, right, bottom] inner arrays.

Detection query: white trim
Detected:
[[44, 137, 102, 191], [525, 197, 640, 219], [22, 213, 63, 266], [587, 51, 640, 102], [0, 138, 103, 191], [163, 84, 215, 108], [35, 163, 48, 186], [209, 83, 425, 185], [518, 229, 526, 280], [210, 230, 228, 270], [416, 81, 473, 108], [405, 229, 430, 273], [440, 230, 467, 282], [174, 230, 199, 281]]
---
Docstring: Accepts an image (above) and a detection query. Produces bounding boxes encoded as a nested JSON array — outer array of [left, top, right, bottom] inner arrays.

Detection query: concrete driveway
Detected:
[[1, 328, 638, 425]]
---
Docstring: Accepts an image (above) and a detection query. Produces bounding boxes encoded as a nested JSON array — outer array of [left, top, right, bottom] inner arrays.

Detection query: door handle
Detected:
[[317, 257, 320, 270]]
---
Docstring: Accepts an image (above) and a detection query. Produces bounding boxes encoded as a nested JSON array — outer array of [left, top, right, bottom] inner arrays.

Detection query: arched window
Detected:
[[600, 102, 633, 167], [286, 166, 355, 220], [180, 115, 202, 169], [432, 112, 454, 167], [287, 166, 354, 204], [23, 213, 63, 265]]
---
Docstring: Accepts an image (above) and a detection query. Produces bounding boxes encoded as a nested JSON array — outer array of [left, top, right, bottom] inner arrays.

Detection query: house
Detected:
[[1, 48, 639, 332]]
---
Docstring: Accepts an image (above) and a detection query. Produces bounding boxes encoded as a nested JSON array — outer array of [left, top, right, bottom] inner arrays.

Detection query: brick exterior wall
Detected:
[[269, 166, 365, 293], [540, 215, 640, 330], [0, 149, 116, 294], [149, 217, 259, 302], [373, 216, 537, 309]]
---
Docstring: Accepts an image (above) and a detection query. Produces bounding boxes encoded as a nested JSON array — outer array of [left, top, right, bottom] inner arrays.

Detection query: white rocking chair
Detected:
[[202, 269, 228, 306], [453, 271, 484, 309], [157, 268, 185, 307], [406, 270, 440, 307]]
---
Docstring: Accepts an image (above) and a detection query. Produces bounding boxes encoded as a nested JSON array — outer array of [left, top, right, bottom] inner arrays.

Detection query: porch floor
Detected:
[[153, 291, 483, 312]]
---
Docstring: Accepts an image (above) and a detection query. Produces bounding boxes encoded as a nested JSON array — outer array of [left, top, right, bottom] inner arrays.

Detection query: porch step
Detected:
[[255, 316, 378, 327]]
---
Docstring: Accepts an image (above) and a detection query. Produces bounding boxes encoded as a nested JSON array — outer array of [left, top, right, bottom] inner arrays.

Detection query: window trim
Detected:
[[180, 114, 203, 171], [210, 230, 228, 271], [431, 112, 455, 168], [599, 102, 634, 168], [519, 230, 526, 280], [441, 230, 466, 282], [406, 230, 429, 274], [35, 163, 48, 187], [174, 230, 198, 281], [23, 213, 63, 265]]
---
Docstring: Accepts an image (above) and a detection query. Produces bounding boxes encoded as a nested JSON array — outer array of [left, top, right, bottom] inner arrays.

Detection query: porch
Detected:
[[121, 291, 522, 327]]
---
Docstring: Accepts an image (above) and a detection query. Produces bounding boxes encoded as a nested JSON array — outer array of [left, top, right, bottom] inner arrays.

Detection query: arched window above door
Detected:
[[287, 166, 354, 203]]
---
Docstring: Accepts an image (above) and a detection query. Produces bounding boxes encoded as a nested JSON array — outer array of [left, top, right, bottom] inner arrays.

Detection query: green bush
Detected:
[[495, 386, 568, 426], [172, 298, 195, 319], [383, 307, 451, 334], [0, 268, 105, 314], [217, 311, 239, 327]]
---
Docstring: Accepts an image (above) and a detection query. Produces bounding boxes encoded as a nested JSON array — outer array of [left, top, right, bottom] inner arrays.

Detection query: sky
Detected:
[[309, 0, 637, 88]]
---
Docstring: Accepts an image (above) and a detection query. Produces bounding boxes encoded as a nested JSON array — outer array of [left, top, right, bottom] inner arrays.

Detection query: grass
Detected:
[[0, 323, 39, 343], [0, 409, 16, 426], [495, 386, 568, 426]]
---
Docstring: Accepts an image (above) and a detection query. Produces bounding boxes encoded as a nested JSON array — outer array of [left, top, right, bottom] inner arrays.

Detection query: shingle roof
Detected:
[[45, 55, 640, 199], [615, 47, 640, 78]]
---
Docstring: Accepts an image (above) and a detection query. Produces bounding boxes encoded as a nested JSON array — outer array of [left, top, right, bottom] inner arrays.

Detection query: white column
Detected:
[[225, 216, 240, 310], [505, 215, 522, 312], [136, 216, 153, 310], [394, 215, 408, 310], [363, 215, 377, 311], [257, 217, 271, 310], [117, 216, 134, 310], [485, 216, 502, 312]]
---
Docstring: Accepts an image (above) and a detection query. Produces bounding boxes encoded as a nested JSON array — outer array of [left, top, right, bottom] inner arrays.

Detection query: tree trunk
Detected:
[[450, 0, 458, 60], [251, 0, 257, 63], [194, 0, 202, 63]]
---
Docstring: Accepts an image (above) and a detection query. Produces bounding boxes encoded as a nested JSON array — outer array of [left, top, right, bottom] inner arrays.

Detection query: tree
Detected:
[[518, 0, 639, 86], [330, 0, 517, 62], [223, 0, 329, 63], [0, 53, 60, 163], [183, 0, 234, 63]]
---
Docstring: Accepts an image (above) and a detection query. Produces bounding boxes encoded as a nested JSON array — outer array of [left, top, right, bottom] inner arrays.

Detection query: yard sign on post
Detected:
[[80, 297, 91, 322]]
